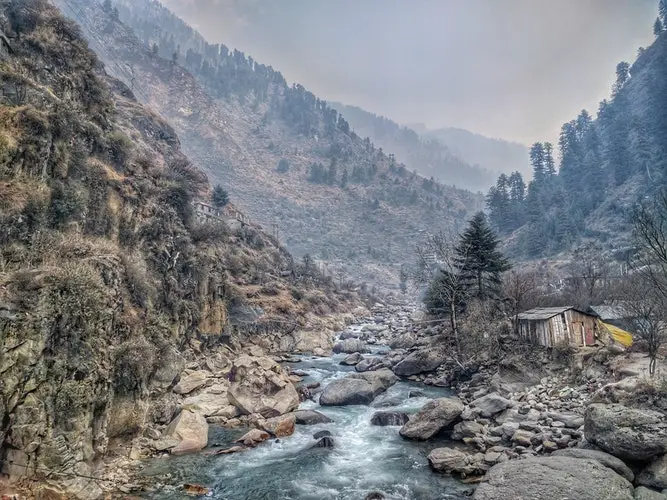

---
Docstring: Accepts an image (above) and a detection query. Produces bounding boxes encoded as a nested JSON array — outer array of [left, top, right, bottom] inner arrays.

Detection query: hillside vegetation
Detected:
[[486, 18, 667, 260], [0, 0, 362, 491], [54, 0, 482, 289]]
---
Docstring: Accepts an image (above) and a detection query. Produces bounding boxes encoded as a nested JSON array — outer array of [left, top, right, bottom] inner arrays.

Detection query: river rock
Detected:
[[333, 339, 370, 354], [236, 429, 270, 446], [585, 404, 667, 461], [227, 354, 299, 418], [470, 393, 512, 418], [392, 349, 445, 377], [340, 353, 364, 365], [259, 414, 296, 437], [312, 436, 335, 448], [451, 420, 484, 441], [428, 447, 484, 475], [547, 412, 584, 429], [634, 486, 667, 500], [340, 330, 360, 340], [370, 411, 410, 426], [552, 448, 634, 482], [173, 371, 209, 395], [320, 370, 397, 406], [164, 409, 208, 455], [293, 409, 333, 425], [473, 456, 634, 500], [313, 430, 332, 439], [399, 397, 464, 440], [638, 455, 667, 490], [355, 358, 384, 372], [408, 390, 426, 398]]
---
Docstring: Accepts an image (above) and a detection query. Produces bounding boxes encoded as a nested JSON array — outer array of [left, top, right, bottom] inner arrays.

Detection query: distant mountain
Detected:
[[331, 103, 496, 192], [55, 0, 483, 289], [409, 124, 532, 180]]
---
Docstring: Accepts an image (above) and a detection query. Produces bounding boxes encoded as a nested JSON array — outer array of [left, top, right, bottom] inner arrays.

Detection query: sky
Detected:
[[161, 0, 657, 146]]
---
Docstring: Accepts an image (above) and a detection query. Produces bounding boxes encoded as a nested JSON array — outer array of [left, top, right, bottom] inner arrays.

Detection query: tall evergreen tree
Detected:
[[655, 17, 664, 38], [455, 212, 511, 300], [530, 143, 546, 183], [543, 142, 556, 176], [212, 184, 229, 208]]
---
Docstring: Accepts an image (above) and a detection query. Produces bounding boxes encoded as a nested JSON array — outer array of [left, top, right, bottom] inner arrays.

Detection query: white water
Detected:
[[143, 341, 472, 499]]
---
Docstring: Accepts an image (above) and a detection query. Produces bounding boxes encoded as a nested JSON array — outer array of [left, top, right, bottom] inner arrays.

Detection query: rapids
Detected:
[[142, 333, 472, 499]]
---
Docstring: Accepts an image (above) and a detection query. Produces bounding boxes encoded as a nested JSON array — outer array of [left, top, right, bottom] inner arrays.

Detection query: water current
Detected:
[[142, 329, 473, 499]]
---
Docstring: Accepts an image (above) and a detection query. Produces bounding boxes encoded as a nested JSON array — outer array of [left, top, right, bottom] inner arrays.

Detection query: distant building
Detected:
[[517, 306, 598, 348], [192, 200, 250, 231]]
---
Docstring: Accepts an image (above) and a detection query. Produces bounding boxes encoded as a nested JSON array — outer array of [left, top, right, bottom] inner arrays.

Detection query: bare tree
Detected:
[[620, 274, 667, 376], [412, 231, 471, 356], [565, 245, 612, 308], [334, 268, 346, 289], [503, 269, 538, 334]]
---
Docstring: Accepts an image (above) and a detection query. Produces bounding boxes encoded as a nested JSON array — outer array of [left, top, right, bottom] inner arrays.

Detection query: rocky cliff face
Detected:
[[0, 1, 364, 496], [55, 0, 483, 290]]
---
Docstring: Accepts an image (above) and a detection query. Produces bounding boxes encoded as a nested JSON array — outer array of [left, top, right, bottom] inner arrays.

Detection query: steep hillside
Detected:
[[485, 22, 667, 260], [412, 124, 532, 180], [55, 0, 482, 289], [330, 103, 495, 192], [0, 0, 364, 494]]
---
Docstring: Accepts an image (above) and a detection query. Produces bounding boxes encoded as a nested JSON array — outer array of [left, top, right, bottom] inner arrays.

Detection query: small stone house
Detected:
[[517, 306, 598, 348]]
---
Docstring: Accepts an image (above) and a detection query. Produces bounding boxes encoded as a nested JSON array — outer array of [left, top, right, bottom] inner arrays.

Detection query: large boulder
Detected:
[[399, 397, 464, 440], [638, 455, 667, 490], [181, 383, 238, 419], [164, 409, 208, 455], [355, 358, 385, 372], [235, 429, 270, 447], [258, 414, 296, 437], [585, 404, 667, 461], [473, 456, 634, 500], [333, 339, 370, 354], [428, 447, 484, 476], [392, 349, 445, 377], [451, 420, 484, 441], [319, 370, 397, 406], [470, 393, 512, 418], [552, 448, 634, 482], [227, 354, 300, 418], [173, 371, 209, 395], [293, 409, 333, 425]]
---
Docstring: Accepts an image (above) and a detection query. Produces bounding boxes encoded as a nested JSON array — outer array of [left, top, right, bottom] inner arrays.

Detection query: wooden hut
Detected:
[[517, 306, 598, 347]]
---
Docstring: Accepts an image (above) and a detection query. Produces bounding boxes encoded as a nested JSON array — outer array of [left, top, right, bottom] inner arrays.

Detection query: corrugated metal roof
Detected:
[[517, 306, 577, 321]]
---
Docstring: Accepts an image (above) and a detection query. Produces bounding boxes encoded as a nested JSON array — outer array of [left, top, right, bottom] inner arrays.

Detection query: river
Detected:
[[141, 330, 473, 499]]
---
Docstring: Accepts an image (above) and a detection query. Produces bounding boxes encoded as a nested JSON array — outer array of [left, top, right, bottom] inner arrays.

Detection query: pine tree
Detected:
[[212, 184, 229, 208], [543, 143, 556, 176], [660, 0, 667, 25], [530, 143, 546, 183], [340, 168, 348, 188], [455, 212, 511, 300], [655, 17, 664, 38]]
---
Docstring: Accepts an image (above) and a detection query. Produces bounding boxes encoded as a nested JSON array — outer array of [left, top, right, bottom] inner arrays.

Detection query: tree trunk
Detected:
[[450, 301, 460, 355]]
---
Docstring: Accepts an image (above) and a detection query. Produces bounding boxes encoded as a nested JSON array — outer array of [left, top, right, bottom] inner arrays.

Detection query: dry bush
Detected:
[[113, 335, 157, 395], [120, 253, 157, 309]]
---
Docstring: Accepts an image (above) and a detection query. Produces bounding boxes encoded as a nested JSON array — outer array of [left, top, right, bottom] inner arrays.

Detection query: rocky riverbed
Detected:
[[18, 303, 667, 499]]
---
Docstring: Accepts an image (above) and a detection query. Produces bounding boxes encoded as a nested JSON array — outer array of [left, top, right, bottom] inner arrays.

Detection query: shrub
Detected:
[[212, 184, 229, 208], [48, 180, 86, 228], [54, 380, 93, 424], [121, 253, 157, 308], [106, 130, 133, 167], [113, 336, 156, 395]]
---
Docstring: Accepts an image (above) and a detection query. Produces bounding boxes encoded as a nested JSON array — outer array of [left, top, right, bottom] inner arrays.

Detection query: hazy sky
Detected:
[[162, 0, 657, 145]]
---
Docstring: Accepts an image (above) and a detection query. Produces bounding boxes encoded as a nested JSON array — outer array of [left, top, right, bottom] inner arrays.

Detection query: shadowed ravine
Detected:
[[140, 329, 472, 500]]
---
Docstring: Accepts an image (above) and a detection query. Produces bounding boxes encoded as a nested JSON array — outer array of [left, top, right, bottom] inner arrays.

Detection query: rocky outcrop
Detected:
[[399, 397, 464, 440], [585, 404, 667, 461], [164, 410, 209, 455], [227, 355, 300, 417], [634, 486, 667, 500], [473, 456, 634, 500], [392, 349, 446, 377], [173, 371, 209, 395]]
